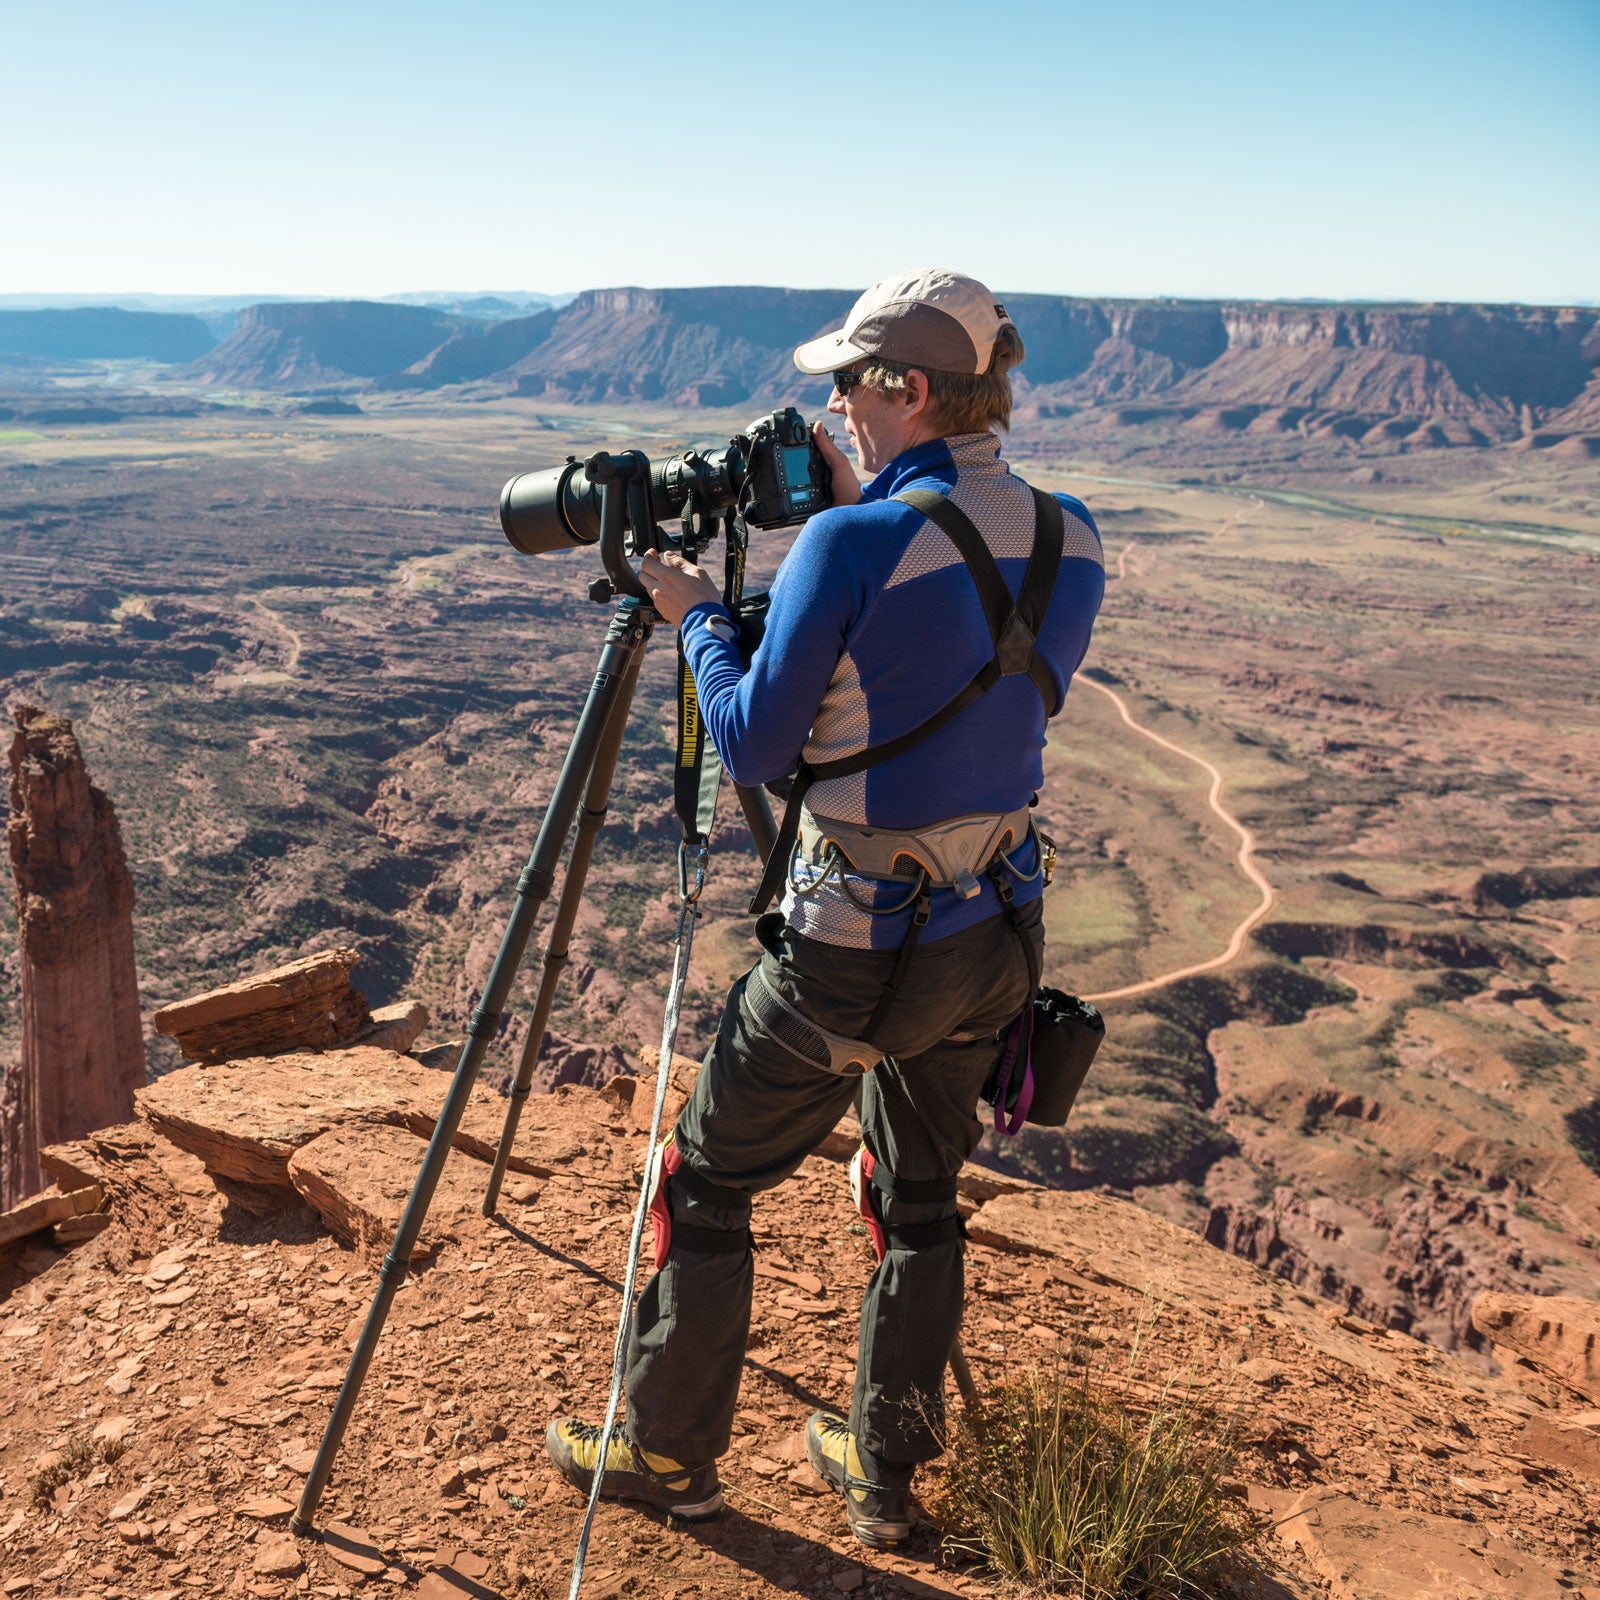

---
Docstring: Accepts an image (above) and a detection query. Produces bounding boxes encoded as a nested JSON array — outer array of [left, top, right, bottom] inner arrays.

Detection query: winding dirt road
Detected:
[[1079, 543, 1275, 1004]]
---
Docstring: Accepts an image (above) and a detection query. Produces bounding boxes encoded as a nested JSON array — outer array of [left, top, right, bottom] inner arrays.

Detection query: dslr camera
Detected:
[[500, 406, 829, 559]]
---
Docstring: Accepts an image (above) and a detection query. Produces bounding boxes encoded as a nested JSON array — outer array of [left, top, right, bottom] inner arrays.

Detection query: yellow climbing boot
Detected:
[[544, 1418, 723, 1520], [804, 1411, 914, 1548]]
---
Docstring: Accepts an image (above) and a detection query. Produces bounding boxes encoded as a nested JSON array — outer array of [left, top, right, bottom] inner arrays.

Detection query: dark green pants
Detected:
[[624, 900, 1042, 1469]]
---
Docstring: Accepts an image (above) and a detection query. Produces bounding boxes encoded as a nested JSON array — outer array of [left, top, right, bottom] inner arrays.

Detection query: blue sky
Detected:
[[3, 0, 1595, 303]]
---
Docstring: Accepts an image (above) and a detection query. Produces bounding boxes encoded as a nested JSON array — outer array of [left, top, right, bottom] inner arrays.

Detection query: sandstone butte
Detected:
[[2, 704, 143, 1209], [1, 1044, 1599, 1599]]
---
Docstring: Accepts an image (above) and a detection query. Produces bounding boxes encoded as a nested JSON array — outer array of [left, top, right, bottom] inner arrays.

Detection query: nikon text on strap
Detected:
[[749, 485, 1067, 920]]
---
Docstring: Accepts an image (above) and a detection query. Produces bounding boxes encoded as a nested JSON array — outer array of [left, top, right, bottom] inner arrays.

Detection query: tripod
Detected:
[[291, 447, 771, 1533]]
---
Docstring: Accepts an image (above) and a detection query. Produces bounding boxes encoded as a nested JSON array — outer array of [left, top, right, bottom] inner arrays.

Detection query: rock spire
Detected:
[[2, 703, 144, 1206]]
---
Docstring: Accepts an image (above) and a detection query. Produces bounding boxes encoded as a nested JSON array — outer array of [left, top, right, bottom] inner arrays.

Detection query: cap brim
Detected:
[[793, 329, 871, 375]]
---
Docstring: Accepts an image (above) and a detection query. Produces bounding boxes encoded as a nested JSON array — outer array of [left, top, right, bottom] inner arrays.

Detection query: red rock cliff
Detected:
[[2, 704, 144, 1206]]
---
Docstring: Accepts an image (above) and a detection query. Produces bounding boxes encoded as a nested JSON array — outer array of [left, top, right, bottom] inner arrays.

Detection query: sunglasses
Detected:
[[832, 366, 870, 397]]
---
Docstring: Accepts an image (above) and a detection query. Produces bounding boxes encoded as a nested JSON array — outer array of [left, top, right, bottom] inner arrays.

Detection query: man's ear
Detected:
[[902, 368, 932, 419]]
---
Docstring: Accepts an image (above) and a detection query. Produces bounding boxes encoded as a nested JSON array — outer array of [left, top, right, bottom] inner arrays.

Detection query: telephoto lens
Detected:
[[499, 458, 603, 554]]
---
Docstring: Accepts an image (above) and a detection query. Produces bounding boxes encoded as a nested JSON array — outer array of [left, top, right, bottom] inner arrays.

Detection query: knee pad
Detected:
[[849, 1146, 965, 1264], [646, 1136, 753, 1270]]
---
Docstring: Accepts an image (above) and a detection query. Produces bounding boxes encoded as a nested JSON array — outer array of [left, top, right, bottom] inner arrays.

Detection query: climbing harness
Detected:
[[749, 485, 1067, 925], [744, 961, 883, 1077]]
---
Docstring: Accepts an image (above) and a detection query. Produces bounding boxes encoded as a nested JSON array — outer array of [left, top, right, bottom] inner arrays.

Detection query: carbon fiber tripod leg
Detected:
[[291, 598, 655, 1536], [481, 640, 646, 1215]]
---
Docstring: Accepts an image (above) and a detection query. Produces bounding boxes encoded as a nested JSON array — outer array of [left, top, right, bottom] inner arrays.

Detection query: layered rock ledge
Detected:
[[0, 1046, 1596, 1598]]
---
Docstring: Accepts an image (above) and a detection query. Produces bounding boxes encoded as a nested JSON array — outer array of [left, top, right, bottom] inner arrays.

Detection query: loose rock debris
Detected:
[[0, 1049, 1597, 1598]]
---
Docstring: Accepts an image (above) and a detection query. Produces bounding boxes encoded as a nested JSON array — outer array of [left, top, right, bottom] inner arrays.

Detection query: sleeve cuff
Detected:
[[682, 601, 735, 639]]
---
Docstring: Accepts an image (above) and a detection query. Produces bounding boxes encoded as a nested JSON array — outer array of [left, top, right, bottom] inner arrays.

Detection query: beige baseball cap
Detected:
[[793, 268, 1023, 377]]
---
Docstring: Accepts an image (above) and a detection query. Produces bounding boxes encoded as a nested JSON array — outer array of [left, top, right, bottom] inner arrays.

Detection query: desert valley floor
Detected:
[[1, 392, 1598, 1594]]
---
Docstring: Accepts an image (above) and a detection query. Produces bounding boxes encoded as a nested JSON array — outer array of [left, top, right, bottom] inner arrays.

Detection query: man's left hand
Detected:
[[640, 549, 721, 626]]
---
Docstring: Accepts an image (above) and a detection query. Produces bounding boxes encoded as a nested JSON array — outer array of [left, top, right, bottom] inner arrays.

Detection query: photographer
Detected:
[[546, 269, 1106, 1548]]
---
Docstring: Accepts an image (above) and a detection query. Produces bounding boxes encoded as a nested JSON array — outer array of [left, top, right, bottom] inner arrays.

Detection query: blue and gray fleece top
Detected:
[[682, 431, 1105, 949]]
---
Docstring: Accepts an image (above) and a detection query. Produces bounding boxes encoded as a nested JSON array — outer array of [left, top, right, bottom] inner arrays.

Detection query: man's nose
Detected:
[[827, 390, 846, 416]]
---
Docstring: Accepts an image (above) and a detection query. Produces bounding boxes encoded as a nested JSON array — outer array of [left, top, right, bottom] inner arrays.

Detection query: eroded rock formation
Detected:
[[2, 704, 143, 1206], [1474, 1290, 1600, 1403]]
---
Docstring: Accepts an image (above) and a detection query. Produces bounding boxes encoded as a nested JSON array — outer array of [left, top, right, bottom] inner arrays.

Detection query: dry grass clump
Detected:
[[27, 1434, 128, 1509], [925, 1361, 1257, 1598]]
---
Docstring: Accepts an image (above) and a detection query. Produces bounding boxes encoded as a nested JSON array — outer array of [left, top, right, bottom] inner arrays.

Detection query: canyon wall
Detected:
[[187, 290, 1600, 434], [2, 704, 144, 1206]]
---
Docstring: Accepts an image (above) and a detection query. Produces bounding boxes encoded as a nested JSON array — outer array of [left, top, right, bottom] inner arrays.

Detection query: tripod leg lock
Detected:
[[467, 1007, 506, 1042], [378, 1252, 410, 1290], [517, 865, 556, 898]]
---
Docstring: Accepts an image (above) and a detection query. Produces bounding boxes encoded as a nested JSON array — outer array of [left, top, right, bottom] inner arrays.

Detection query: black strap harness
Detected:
[[747, 485, 1067, 1044]]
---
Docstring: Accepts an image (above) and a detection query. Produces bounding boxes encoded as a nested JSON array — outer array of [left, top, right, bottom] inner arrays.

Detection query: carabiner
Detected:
[[677, 837, 710, 904]]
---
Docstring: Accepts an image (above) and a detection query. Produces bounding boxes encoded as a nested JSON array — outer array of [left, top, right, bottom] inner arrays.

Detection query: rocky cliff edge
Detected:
[[1, 1045, 1598, 1599]]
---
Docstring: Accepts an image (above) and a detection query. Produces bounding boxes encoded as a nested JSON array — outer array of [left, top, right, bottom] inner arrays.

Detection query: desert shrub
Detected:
[[1567, 1098, 1600, 1178], [926, 1362, 1257, 1598], [1505, 1034, 1583, 1078], [27, 1440, 97, 1510]]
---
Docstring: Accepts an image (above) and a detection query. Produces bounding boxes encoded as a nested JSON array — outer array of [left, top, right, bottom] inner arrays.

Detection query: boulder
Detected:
[[351, 999, 430, 1055], [151, 948, 370, 1064], [1472, 1290, 1600, 1403]]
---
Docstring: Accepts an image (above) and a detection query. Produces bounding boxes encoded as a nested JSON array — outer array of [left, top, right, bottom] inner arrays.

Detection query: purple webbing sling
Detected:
[[990, 1008, 1036, 1136]]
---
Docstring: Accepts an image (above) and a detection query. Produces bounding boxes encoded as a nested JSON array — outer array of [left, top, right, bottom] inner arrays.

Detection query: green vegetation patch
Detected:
[[1505, 1033, 1584, 1078], [929, 1362, 1258, 1596], [1566, 1098, 1600, 1179]]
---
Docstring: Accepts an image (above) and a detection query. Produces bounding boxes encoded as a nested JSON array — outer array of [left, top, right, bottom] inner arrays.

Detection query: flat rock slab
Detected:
[[0, 1182, 104, 1248], [152, 947, 370, 1064], [287, 1125, 499, 1260], [136, 1046, 608, 1194], [153, 948, 359, 1034], [1473, 1291, 1600, 1403], [1278, 1489, 1567, 1599]]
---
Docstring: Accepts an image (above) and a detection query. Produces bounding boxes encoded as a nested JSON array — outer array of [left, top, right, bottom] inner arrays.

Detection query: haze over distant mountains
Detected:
[[3, 287, 1598, 447], [0, 290, 569, 340]]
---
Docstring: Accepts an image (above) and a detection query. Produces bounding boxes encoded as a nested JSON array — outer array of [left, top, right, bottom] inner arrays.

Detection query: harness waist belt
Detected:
[[797, 805, 1033, 888]]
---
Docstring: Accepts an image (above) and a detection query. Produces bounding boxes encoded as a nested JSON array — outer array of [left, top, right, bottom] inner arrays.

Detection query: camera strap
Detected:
[[671, 511, 745, 872], [673, 638, 722, 870]]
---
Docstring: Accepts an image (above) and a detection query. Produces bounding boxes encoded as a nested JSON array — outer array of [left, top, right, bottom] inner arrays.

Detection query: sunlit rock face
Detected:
[[3, 703, 144, 1206]]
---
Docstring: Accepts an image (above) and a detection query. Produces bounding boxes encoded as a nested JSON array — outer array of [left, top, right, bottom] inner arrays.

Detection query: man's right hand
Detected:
[[813, 421, 862, 508]]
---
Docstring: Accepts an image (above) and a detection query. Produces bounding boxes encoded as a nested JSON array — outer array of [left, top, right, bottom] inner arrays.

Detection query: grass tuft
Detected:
[[925, 1359, 1258, 1598], [27, 1434, 129, 1509]]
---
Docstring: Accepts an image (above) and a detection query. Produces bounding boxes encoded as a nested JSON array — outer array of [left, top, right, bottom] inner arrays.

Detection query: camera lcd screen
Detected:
[[781, 445, 815, 501]]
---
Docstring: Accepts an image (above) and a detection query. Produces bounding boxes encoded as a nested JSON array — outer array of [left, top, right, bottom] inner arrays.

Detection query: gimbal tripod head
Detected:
[[581, 447, 728, 607]]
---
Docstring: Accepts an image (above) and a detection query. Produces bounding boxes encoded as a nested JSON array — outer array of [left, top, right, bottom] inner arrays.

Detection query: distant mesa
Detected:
[[0, 306, 216, 363], [292, 397, 362, 416], [5, 288, 1600, 437], [182, 300, 466, 389]]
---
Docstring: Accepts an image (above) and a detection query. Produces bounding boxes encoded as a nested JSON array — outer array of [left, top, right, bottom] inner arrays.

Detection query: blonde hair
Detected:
[[858, 325, 1024, 435]]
